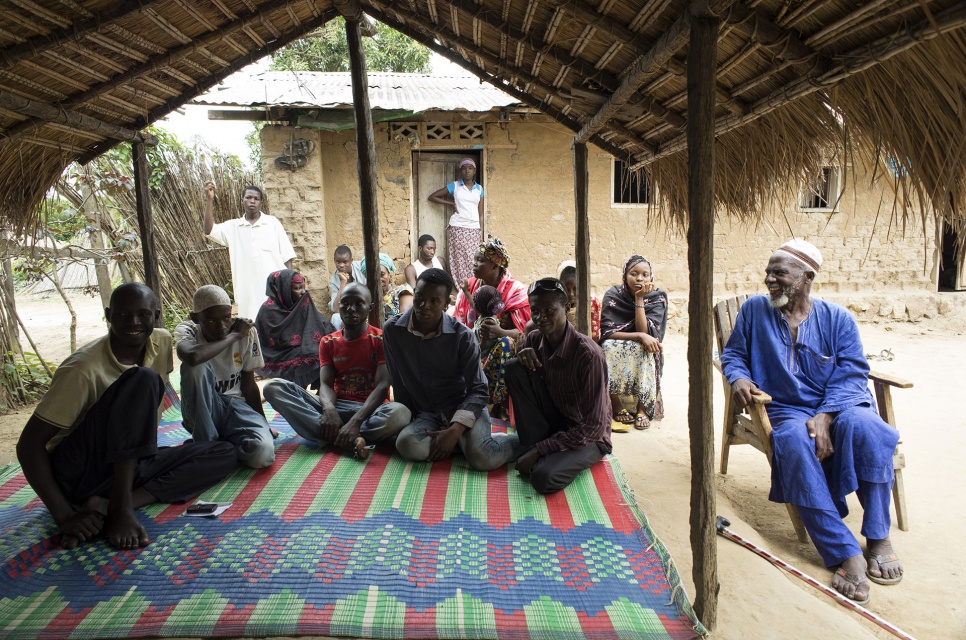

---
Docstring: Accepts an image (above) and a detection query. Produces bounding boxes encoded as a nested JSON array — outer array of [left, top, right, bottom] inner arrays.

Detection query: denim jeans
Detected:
[[179, 362, 275, 469], [395, 408, 520, 471], [262, 379, 411, 446]]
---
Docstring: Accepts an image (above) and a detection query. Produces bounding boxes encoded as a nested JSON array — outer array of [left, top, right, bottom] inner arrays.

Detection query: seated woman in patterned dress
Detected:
[[599, 255, 668, 432]]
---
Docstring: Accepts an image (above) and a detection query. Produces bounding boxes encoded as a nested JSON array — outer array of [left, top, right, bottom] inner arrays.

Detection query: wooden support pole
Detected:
[[686, 7, 719, 631], [573, 141, 591, 336], [344, 18, 382, 327], [131, 139, 161, 302]]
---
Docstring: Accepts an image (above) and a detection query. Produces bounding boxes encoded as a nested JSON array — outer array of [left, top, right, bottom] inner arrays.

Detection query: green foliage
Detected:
[[270, 18, 431, 73], [162, 300, 191, 335], [0, 351, 55, 408], [246, 122, 266, 183]]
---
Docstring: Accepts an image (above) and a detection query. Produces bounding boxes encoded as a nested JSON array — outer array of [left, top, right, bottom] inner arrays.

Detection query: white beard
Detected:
[[768, 292, 789, 308]]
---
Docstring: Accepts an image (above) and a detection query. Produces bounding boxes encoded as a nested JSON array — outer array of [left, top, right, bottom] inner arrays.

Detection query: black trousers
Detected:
[[50, 367, 238, 504], [505, 358, 606, 494]]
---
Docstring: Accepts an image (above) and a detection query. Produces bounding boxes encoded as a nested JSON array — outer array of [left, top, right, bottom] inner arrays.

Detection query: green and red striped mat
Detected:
[[0, 419, 704, 639]]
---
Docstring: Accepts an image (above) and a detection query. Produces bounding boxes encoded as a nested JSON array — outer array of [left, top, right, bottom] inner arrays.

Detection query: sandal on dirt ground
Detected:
[[833, 567, 871, 605], [865, 552, 903, 585], [634, 414, 650, 430], [611, 409, 633, 433]]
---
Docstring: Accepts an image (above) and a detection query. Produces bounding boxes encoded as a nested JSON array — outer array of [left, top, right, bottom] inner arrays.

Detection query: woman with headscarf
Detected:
[[255, 269, 335, 389], [453, 235, 531, 416], [427, 157, 484, 288], [600, 255, 668, 431], [361, 252, 413, 322]]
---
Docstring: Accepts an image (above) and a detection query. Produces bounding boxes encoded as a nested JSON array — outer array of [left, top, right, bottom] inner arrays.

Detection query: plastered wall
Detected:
[[260, 120, 937, 312]]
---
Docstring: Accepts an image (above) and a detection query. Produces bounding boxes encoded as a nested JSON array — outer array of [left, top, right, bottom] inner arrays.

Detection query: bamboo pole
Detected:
[[344, 17, 383, 327], [80, 173, 113, 311], [687, 5, 720, 630], [573, 142, 591, 336], [132, 140, 161, 300]]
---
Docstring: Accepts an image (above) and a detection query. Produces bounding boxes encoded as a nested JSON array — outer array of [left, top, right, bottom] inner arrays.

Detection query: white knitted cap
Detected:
[[192, 284, 231, 313], [775, 239, 822, 273]]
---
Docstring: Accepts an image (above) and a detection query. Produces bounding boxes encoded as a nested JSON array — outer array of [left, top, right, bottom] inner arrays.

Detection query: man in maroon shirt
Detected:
[[506, 278, 612, 494]]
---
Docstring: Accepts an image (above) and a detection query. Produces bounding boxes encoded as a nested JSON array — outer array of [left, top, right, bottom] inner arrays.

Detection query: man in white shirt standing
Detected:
[[203, 182, 297, 319], [175, 285, 275, 469]]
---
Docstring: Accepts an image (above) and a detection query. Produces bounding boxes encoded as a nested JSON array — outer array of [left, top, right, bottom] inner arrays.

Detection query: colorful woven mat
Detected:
[[1, 409, 704, 639]]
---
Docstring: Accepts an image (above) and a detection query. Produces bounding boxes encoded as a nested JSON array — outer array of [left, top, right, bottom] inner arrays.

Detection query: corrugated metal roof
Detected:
[[191, 72, 521, 112]]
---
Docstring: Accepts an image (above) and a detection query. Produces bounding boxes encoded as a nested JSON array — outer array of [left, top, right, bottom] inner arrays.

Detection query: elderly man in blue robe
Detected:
[[720, 239, 902, 605]]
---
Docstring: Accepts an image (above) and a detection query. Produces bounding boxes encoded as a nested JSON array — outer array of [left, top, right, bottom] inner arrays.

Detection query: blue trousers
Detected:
[[768, 404, 897, 567], [262, 379, 411, 446], [179, 362, 275, 469], [395, 409, 520, 471]]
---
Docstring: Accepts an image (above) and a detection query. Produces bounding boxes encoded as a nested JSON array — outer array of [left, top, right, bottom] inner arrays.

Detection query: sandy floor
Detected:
[[1, 290, 964, 639]]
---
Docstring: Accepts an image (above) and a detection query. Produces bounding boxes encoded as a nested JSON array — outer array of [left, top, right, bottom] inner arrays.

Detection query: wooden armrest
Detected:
[[750, 391, 773, 404], [869, 370, 914, 389]]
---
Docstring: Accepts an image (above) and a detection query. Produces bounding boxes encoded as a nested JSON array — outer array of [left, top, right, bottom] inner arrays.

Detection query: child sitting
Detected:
[[471, 285, 505, 353]]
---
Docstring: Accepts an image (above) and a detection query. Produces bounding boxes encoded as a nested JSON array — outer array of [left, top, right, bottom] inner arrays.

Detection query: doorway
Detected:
[[411, 150, 483, 270], [939, 219, 965, 291]]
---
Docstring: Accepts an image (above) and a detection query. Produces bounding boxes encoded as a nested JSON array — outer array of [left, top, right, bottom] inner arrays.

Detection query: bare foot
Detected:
[[831, 554, 871, 604], [104, 508, 151, 550], [865, 538, 903, 584]]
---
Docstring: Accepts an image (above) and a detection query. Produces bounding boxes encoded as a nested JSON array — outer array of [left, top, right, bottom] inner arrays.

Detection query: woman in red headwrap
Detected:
[[453, 235, 531, 416]]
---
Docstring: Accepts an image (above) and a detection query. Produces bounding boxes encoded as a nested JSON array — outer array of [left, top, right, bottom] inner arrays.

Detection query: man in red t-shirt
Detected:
[[263, 283, 411, 458]]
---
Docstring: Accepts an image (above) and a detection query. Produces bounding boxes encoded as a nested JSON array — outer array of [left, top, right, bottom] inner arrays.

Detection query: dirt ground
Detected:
[[1, 290, 964, 639]]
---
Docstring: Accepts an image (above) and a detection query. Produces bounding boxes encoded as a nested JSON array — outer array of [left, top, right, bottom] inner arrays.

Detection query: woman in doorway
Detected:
[[453, 236, 530, 417], [255, 269, 335, 390], [427, 157, 484, 287], [362, 253, 413, 322], [600, 255, 668, 431]]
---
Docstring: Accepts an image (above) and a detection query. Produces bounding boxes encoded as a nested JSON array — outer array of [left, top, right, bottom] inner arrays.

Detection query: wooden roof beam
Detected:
[[721, 1, 831, 71], [574, 1, 717, 144], [630, 0, 966, 169], [441, 0, 622, 93], [368, 0, 597, 118], [57, 0, 311, 111], [332, 0, 378, 36], [0, 0, 168, 72], [365, 3, 637, 160], [0, 87, 152, 144], [77, 8, 339, 164]]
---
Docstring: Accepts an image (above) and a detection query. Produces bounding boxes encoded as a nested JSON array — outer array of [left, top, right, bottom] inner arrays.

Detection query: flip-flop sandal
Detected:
[[611, 409, 633, 433], [833, 567, 872, 605], [634, 414, 650, 430], [865, 552, 903, 585], [353, 437, 375, 460]]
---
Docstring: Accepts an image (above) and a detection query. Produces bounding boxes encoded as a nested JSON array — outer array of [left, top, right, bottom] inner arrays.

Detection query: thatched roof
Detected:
[[1, 0, 965, 230]]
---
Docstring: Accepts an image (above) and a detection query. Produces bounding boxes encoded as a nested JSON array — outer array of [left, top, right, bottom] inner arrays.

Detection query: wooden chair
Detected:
[[713, 295, 910, 543]]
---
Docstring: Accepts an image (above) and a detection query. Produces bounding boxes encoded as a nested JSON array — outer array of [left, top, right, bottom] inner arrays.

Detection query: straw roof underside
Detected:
[[1, 0, 965, 231]]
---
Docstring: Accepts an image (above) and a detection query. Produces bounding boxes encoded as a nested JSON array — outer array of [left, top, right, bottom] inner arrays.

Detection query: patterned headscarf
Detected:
[[478, 234, 510, 270]]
